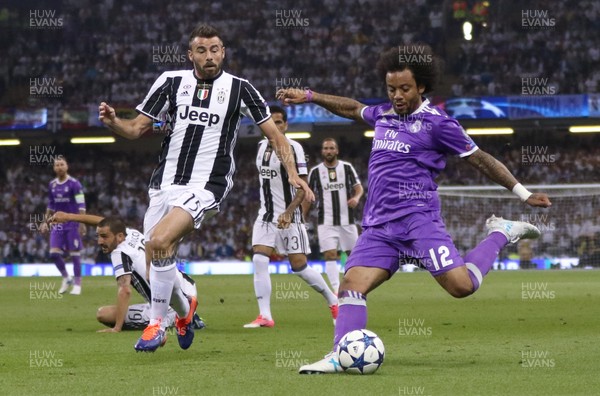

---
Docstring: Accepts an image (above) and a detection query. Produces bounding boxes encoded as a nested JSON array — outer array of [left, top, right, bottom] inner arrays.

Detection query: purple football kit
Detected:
[[48, 176, 86, 251], [332, 98, 511, 349], [346, 99, 482, 277], [47, 175, 86, 288]]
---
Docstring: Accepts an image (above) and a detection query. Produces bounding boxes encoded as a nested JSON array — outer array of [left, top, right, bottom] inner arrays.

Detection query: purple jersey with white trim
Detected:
[[360, 99, 478, 227], [48, 176, 86, 230]]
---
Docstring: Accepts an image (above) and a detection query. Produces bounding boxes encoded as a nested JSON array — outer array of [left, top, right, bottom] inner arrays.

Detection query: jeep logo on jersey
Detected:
[[179, 106, 221, 126], [260, 167, 278, 178], [323, 182, 344, 191]]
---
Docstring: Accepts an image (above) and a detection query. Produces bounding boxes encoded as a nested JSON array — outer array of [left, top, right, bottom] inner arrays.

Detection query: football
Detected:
[[336, 329, 385, 374]]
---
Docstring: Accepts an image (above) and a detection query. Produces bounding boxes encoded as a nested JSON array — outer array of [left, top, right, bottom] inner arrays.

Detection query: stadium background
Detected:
[[0, 0, 599, 271]]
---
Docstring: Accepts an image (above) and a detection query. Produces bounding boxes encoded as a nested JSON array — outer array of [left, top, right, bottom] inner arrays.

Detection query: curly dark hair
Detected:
[[375, 44, 439, 93], [188, 24, 223, 47]]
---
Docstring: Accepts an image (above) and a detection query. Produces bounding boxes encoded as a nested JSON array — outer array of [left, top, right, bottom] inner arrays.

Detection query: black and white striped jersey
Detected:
[[110, 228, 151, 303], [308, 161, 361, 226], [256, 138, 308, 223], [110, 227, 196, 302], [136, 69, 270, 201]]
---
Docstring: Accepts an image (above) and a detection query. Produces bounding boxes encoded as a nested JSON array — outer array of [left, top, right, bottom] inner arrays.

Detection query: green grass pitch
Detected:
[[2, 270, 599, 395]]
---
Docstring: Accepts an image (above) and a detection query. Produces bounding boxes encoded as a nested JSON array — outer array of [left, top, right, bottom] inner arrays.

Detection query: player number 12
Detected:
[[428, 245, 454, 271]]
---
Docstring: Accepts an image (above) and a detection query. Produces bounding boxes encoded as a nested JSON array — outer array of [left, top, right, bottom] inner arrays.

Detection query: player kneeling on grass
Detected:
[[277, 44, 552, 374], [50, 212, 204, 336]]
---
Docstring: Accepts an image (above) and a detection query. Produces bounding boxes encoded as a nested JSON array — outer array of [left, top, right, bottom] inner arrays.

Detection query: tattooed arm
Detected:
[[464, 149, 551, 208], [276, 89, 365, 122], [464, 149, 519, 190]]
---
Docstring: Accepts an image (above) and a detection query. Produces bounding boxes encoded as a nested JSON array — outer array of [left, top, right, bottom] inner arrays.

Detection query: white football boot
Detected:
[[58, 277, 73, 294], [298, 351, 343, 374], [486, 215, 541, 244]]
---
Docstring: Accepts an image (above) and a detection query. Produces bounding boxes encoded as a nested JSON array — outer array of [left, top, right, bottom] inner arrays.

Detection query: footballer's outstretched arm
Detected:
[[50, 211, 105, 226], [276, 88, 366, 122], [99, 102, 153, 139], [464, 149, 552, 208]]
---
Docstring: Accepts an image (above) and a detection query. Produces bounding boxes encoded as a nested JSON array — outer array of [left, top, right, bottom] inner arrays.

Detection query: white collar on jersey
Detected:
[[53, 175, 72, 185], [382, 97, 430, 117], [411, 97, 430, 115]]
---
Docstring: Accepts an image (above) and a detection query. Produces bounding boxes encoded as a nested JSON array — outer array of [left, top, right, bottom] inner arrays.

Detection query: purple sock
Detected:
[[72, 255, 82, 285], [50, 253, 68, 278], [463, 232, 508, 292], [333, 290, 367, 350]]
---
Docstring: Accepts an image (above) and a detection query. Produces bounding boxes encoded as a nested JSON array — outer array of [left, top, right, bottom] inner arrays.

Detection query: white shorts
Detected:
[[177, 270, 197, 298], [252, 219, 311, 255], [317, 224, 359, 253], [144, 186, 219, 239], [123, 303, 176, 330]]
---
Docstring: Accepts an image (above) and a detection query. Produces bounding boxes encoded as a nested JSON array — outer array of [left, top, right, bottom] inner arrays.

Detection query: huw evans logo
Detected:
[[275, 10, 310, 28], [398, 318, 432, 336], [30, 78, 63, 97], [521, 9, 555, 29], [521, 282, 556, 300], [29, 10, 63, 29], [398, 45, 432, 64], [152, 45, 186, 65], [520, 146, 556, 165], [521, 77, 557, 95], [520, 350, 555, 368]]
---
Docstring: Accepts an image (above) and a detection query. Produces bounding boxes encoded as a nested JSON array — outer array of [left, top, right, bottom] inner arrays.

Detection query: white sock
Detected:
[[294, 266, 338, 306], [325, 260, 340, 294], [253, 254, 272, 320], [170, 274, 190, 319], [164, 307, 177, 328], [149, 261, 177, 330]]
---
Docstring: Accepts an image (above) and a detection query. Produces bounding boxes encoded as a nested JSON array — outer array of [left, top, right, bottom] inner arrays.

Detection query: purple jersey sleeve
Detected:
[[71, 179, 86, 211], [47, 181, 56, 211], [360, 105, 380, 127], [432, 118, 478, 157]]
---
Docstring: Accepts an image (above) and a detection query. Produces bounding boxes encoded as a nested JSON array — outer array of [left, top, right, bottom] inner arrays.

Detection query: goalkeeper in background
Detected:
[[278, 43, 552, 374]]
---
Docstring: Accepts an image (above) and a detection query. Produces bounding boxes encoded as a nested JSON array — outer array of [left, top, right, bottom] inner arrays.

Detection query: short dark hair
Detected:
[[53, 155, 67, 164], [322, 137, 338, 148], [375, 44, 439, 93], [189, 24, 223, 48], [97, 216, 126, 236], [269, 105, 287, 122]]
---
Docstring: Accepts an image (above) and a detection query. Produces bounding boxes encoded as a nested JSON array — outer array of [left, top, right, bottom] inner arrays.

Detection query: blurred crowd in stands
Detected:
[[0, 0, 598, 108], [1, 0, 599, 266], [1, 138, 599, 265]]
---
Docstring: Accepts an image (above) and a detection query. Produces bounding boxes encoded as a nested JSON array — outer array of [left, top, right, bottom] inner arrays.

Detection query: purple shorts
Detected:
[[50, 227, 82, 252], [346, 211, 464, 277]]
